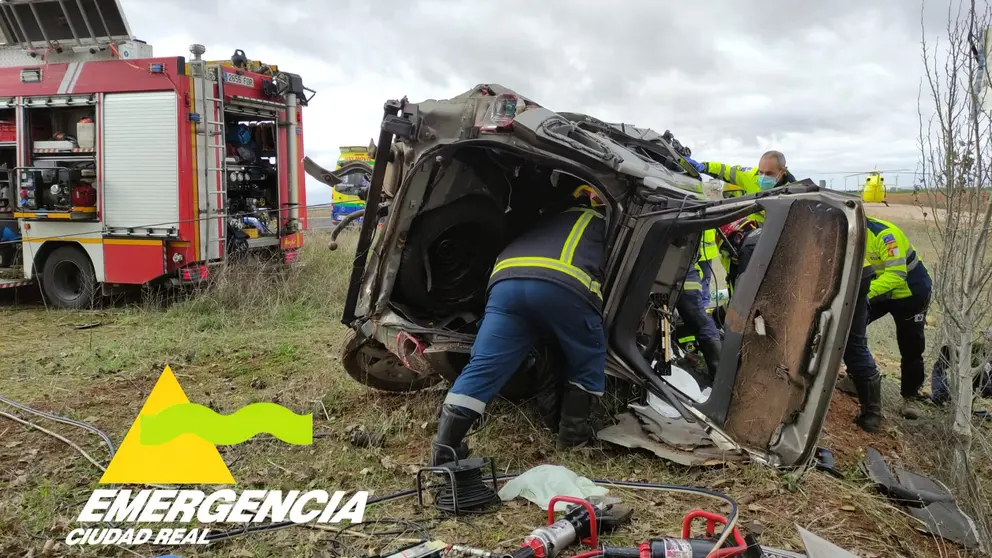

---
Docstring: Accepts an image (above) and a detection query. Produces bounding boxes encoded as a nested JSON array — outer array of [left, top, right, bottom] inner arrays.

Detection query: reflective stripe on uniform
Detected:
[[444, 393, 487, 414], [491, 208, 604, 298], [493, 257, 603, 298], [906, 251, 919, 271], [684, 281, 702, 291], [729, 166, 738, 184], [560, 210, 596, 264]]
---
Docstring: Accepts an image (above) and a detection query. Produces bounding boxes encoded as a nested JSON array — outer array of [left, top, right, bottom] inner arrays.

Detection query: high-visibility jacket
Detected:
[[489, 205, 607, 311], [704, 162, 796, 224], [683, 262, 704, 291], [865, 217, 932, 303], [699, 229, 719, 261]]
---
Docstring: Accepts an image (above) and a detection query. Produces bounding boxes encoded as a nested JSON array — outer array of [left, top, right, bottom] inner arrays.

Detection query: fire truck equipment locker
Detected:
[[0, 0, 313, 307]]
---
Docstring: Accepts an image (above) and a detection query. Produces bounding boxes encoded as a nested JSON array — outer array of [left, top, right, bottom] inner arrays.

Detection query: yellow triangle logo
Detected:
[[99, 366, 236, 485]]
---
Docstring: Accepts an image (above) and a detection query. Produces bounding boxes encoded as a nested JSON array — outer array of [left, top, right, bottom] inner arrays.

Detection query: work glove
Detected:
[[683, 156, 705, 173]]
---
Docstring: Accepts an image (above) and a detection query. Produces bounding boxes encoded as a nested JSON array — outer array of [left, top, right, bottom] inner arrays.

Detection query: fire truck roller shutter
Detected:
[[102, 92, 181, 233]]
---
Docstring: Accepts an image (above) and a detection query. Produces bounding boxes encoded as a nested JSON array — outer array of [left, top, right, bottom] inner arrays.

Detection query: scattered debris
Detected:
[[813, 447, 843, 478], [861, 446, 983, 551], [596, 413, 737, 467], [348, 425, 385, 448], [795, 525, 861, 557]]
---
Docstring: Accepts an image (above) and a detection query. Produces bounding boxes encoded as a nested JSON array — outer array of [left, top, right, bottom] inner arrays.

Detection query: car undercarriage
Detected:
[[306, 84, 867, 469]]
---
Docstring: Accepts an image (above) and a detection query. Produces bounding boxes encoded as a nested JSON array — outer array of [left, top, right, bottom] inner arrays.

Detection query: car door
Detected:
[[602, 182, 866, 467]]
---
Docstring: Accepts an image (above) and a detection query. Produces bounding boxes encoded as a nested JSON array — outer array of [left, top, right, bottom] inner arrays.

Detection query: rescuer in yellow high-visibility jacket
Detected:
[[837, 216, 934, 429], [683, 151, 797, 224], [864, 216, 933, 417]]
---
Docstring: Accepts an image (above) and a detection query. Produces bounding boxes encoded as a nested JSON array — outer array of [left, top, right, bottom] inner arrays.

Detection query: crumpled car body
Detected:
[[311, 84, 867, 469]]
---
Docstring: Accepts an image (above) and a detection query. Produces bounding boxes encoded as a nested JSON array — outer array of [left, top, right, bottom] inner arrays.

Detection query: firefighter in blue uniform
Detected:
[[678, 261, 723, 381], [698, 229, 719, 302], [431, 184, 609, 465]]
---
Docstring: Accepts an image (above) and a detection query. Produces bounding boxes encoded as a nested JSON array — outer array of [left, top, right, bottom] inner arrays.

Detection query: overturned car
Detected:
[[310, 84, 867, 468]]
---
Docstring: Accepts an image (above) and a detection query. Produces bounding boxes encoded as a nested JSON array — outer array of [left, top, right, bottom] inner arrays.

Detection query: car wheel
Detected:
[[40, 246, 97, 310], [396, 195, 507, 313], [436, 343, 561, 402], [340, 330, 442, 392]]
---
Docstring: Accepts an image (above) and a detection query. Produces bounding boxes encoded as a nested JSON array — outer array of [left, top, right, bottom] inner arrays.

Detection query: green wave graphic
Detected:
[[139, 403, 313, 446]]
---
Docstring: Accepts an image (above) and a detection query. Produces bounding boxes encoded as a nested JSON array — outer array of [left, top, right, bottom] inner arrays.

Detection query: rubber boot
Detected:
[[556, 385, 598, 450], [851, 373, 883, 433], [697, 338, 723, 382], [431, 404, 478, 467]]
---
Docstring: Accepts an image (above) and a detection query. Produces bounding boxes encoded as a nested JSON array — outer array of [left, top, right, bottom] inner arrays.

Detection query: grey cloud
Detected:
[[122, 0, 974, 178]]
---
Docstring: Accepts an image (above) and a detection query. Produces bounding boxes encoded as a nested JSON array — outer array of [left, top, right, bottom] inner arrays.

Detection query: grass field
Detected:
[[0, 215, 989, 558]]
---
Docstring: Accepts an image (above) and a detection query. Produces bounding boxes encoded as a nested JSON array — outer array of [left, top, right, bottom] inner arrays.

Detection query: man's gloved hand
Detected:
[[683, 156, 705, 173]]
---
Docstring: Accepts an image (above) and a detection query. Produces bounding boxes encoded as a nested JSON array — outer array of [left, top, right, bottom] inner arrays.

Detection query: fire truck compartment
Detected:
[[224, 112, 281, 244], [0, 1, 311, 305], [16, 99, 100, 220], [0, 108, 14, 213]]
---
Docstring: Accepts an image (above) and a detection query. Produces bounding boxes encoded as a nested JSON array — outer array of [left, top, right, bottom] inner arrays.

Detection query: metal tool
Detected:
[[512, 496, 633, 558], [599, 510, 748, 558]]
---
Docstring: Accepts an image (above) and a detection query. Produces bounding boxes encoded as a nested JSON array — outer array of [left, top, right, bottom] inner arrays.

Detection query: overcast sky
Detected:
[[120, 0, 969, 205]]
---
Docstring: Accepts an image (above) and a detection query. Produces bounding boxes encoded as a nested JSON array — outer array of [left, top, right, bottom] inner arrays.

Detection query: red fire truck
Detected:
[[0, 0, 310, 308]]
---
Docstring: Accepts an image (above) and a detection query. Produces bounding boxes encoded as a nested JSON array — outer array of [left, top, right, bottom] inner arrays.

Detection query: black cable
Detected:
[[202, 487, 419, 542], [432, 464, 500, 515], [328, 518, 435, 549], [203, 473, 739, 547]]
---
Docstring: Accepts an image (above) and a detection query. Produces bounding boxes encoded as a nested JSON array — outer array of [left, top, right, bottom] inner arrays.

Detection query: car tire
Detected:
[[40, 246, 97, 310], [436, 342, 562, 402], [396, 195, 507, 313], [340, 330, 442, 392]]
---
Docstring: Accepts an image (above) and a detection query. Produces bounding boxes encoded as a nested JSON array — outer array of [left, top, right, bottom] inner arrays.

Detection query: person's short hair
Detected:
[[761, 151, 787, 169]]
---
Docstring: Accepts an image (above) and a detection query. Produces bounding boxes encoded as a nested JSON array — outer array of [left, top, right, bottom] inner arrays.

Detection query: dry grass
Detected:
[[0, 225, 989, 557]]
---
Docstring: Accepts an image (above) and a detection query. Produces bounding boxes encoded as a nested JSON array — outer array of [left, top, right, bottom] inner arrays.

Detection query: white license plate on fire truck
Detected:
[[223, 73, 255, 88]]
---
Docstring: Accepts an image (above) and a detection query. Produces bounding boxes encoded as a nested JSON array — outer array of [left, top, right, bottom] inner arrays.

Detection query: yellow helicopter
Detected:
[[863, 171, 886, 203], [844, 168, 912, 204]]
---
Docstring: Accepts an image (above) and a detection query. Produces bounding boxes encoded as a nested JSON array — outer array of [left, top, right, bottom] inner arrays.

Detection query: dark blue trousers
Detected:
[[843, 273, 879, 380], [699, 260, 714, 304], [679, 266, 721, 342], [444, 279, 607, 414]]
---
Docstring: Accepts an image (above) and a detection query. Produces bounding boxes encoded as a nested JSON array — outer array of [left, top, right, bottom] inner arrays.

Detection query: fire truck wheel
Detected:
[[340, 330, 442, 392], [40, 246, 97, 310]]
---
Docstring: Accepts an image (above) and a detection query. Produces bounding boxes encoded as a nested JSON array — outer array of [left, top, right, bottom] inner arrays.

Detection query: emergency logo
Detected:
[[99, 365, 311, 485], [66, 366, 368, 547], [882, 233, 900, 257]]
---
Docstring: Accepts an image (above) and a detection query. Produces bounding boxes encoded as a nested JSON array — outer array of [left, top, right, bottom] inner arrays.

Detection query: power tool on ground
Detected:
[[597, 510, 748, 558], [511, 496, 633, 558]]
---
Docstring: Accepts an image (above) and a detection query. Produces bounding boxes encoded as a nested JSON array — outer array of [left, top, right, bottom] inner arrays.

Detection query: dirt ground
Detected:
[[0, 228, 988, 557], [864, 201, 942, 223]]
